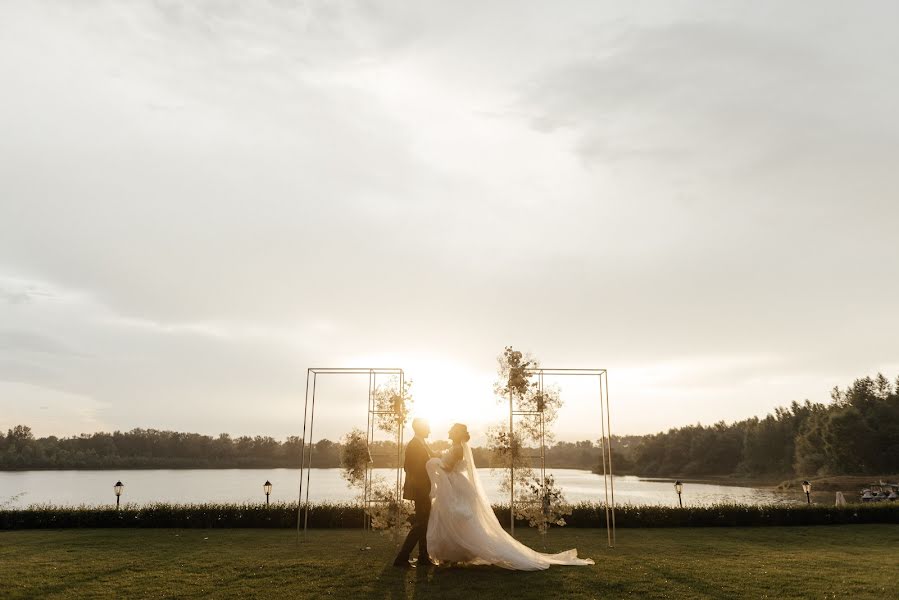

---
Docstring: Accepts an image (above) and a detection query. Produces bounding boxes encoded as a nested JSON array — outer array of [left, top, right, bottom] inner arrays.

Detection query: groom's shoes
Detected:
[[393, 557, 415, 568], [417, 556, 439, 567]]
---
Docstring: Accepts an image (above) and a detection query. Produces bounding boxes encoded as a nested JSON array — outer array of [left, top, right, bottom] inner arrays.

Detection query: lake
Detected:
[[0, 468, 798, 508]]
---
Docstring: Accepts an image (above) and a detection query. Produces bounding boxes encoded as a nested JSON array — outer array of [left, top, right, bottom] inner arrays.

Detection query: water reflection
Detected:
[[0, 468, 797, 508]]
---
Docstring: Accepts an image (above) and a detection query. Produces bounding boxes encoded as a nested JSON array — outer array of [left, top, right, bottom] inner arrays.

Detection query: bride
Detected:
[[425, 423, 594, 570]]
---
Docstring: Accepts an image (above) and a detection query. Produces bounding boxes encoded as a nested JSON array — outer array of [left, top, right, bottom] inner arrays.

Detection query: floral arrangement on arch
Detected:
[[488, 346, 570, 533], [364, 476, 413, 535], [339, 412, 414, 536], [372, 378, 414, 435], [515, 474, 572, 534]]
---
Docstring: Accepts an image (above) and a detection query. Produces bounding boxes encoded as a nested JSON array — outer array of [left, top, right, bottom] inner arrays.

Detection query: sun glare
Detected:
[[349, 354, 502, 444]]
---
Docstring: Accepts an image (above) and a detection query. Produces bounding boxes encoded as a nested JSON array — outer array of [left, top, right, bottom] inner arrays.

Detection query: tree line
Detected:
[[0, 425, 623, 471], [0, 427, 306, 470], [2, 373, 895, 476], [624, 374, 899, 478]]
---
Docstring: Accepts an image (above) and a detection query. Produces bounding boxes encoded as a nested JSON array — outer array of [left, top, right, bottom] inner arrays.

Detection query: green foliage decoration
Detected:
[[339, 428, 370, 489]]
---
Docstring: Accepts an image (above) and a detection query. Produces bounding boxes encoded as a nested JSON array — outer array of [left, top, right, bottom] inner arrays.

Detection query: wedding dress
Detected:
[[425, 442, 594, 570]]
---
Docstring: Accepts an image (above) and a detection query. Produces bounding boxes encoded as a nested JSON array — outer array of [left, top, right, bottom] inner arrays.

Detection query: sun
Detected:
[[349, 353, 502, 444]]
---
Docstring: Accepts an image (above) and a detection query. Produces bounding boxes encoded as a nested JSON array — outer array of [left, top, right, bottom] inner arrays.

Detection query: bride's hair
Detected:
[[448, 423, 470, 444]]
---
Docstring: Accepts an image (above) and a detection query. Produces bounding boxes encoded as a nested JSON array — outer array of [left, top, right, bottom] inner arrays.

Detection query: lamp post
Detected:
[[113, 481, 124, 509], [801, 480, 811, 505], [263, 480, 273, 506], [674, 480, 683, 508]]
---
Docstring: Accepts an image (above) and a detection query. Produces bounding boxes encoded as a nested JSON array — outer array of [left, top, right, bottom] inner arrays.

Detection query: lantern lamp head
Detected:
[[674, 480, 683, 494], [801, 480, 811, 494], [263, 480, 273, 495], [114, 481, 124, 497]]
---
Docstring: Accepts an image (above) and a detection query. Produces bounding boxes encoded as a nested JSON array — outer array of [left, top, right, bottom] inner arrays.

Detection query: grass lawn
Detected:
[[2, 526, 896, 599]]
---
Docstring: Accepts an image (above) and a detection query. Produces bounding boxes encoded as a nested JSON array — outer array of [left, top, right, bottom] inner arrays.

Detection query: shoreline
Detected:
[[639, 476, 786, 489]]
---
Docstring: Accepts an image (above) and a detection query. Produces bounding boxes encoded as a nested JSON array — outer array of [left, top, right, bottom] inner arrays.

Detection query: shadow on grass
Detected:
[[27, 564, 135, 598], [364, 561, 429, 600], [364, 559, 558, 600]]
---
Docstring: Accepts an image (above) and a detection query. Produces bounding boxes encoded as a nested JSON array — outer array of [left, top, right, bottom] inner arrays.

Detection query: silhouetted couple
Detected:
[[393, 418, 594, 571]]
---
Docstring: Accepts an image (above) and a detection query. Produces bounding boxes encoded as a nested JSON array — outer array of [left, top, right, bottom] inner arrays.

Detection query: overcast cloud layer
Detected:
[[2, 1, 898, 443]]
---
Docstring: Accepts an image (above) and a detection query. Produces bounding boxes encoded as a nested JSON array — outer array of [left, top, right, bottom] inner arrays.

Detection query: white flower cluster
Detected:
[[513, 474, 572, 534], [363, 476, 414, 536]]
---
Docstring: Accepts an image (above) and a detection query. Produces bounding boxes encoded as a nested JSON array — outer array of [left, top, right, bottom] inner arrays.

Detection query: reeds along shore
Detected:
[[2, 502, 896, 530]]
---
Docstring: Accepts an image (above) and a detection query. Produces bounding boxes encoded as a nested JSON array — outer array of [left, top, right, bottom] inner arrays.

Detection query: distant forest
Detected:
[[625, 373, 898, 478], [0, 425, 630, 471], [2, 374, 896, 477]]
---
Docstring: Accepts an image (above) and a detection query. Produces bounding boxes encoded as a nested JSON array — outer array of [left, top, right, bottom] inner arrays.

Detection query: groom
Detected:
[[393, 418, 436, 567]]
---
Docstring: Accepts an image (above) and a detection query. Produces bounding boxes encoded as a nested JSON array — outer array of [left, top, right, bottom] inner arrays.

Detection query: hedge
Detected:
[[2, 502, 897, 530]]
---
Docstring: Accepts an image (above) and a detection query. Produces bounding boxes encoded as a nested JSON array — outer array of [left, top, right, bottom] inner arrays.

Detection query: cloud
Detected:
[[1, 1, 897, 439], [0, 273, 318, 436]]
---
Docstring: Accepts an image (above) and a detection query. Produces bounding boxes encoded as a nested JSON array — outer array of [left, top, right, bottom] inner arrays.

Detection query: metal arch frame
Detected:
[[510, 368, 616, 548], [297, 366, 615, 547], [296, 367, 406, 543]]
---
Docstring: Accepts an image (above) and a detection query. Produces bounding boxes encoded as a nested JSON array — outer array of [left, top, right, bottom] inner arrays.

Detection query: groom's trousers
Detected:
[[397, 495, 431, 561]]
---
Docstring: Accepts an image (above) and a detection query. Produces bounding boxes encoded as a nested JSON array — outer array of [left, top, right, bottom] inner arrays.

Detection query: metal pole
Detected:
[[604, 371, 616, 546], [509, 381, 514, 535], [296, 369, 311, 544], [395, 370, 404, 546], [537, 373, 542, 515], [364, 370, 373, 537], [599, 372, 611, 548], [678, 493, 682, 508], [302, 372, 318, 539], [540, 370, 546, 546]]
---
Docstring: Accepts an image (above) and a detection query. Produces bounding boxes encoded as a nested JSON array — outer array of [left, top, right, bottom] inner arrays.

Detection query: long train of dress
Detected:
[[425, 442, 594, 571]]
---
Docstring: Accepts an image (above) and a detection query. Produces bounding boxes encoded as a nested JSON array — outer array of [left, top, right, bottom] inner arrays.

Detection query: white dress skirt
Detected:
[[425, 442, 595, 571]]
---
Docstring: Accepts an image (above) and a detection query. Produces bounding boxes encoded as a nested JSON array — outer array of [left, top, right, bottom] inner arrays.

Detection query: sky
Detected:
[[1, 1, 898, 445]]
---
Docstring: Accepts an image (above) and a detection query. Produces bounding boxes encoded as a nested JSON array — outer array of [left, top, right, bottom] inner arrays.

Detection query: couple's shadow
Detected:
[[364, 561, 430, 600], [364, 560, 499, 600]]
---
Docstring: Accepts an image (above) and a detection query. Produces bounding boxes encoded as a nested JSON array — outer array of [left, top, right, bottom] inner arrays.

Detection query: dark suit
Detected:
[[396, 436, 435, 562]]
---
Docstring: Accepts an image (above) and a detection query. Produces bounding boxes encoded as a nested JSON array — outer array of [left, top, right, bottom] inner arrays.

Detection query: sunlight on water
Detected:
[[0, 469, 799, 508]]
